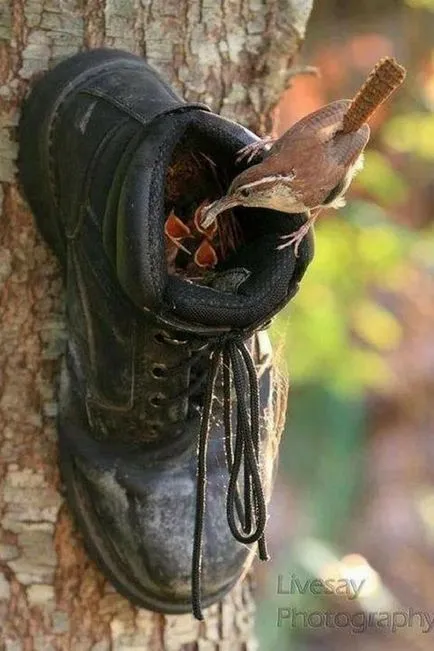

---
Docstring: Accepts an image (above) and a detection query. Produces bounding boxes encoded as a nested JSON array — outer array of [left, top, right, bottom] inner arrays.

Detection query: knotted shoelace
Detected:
[[190, 333, 269, 620]]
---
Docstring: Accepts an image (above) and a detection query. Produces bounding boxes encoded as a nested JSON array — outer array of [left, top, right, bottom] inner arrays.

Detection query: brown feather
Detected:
[[230, 100, 369, 209]]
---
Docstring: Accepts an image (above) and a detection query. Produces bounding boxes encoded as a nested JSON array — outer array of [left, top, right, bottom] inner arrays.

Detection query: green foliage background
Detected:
[[256, 0, 434, 648]]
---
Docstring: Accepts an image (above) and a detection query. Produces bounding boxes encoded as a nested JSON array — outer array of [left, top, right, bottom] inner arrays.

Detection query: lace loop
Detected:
[[191, 332, 268, 620]]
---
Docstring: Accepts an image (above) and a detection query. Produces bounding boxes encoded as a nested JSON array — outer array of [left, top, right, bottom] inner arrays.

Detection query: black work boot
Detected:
[[18, 49, 313, 619]]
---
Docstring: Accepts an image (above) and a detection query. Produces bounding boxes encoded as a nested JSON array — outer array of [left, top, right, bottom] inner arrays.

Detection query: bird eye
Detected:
[[240, 187, 250, 198]]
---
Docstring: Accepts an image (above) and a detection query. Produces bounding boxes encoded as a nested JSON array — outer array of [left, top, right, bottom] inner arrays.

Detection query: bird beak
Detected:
[[199, 196, 241, 229]]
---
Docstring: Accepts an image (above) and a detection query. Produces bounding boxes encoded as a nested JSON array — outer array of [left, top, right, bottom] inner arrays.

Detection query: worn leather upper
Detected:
[[49, 54, 312, 331], [20, 48, 313, 614]]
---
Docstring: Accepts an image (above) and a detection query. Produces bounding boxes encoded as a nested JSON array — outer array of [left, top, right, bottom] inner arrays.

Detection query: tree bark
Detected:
[[0, 1, 313, 648]]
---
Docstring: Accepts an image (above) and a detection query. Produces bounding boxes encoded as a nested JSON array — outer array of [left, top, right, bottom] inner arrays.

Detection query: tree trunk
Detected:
[[0, 1, 313, 648]]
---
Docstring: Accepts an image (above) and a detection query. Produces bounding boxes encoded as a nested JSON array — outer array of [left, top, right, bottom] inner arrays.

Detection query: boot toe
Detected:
[[60, 433, 253, 613]]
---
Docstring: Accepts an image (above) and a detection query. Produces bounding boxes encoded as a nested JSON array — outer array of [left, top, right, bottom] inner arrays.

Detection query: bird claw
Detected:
[[235, 137, 274, 165], [277, 223, 312, 257]]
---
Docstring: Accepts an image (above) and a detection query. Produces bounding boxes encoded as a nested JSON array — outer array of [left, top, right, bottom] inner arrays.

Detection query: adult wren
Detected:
[[200, 57, 406, 255]]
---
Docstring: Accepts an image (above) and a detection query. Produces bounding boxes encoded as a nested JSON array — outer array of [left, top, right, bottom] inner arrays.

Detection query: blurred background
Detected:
[[255, 0, 434, 649]]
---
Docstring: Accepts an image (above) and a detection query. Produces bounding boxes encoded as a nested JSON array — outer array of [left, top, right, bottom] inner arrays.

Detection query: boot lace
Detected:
[[158, 330, 269, 620]]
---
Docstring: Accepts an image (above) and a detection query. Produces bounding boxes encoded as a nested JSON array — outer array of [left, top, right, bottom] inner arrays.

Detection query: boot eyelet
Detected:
[[149, 393, 165, 408], [151, 364, 168, 379], [148, 425, 160, 439], [154, 332, 168, 344]]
